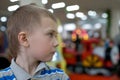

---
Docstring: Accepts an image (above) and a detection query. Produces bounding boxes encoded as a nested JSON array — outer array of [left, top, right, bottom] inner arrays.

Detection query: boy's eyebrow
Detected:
[[49, 29, 58, 34]]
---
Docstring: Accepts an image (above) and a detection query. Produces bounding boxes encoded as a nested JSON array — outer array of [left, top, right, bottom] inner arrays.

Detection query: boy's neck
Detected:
[[15, 55, 39, 75]]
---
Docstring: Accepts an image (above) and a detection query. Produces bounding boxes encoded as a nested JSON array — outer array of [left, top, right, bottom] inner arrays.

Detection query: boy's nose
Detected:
[[54, 38, 59, 47]]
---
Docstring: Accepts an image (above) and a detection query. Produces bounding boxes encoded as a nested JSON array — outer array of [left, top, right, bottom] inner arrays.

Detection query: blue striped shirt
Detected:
[[0, 59, 70, 80]]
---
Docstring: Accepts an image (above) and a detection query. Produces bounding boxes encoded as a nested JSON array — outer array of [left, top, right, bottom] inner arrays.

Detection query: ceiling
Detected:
[[0, 0, 120, 25], [0, 0, 18, 15], [44, 0, 120, 24]]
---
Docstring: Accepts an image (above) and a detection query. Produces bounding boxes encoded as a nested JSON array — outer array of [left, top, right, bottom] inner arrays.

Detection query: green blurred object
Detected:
[[106, 9, 111, 38]]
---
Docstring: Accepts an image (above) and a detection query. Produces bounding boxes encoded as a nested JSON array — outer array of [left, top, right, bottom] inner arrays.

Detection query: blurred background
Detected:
[[0, 0, 120, 80]]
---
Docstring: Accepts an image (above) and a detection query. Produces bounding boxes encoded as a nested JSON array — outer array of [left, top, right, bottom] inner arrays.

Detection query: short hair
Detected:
[[7, 4, 57, 58]]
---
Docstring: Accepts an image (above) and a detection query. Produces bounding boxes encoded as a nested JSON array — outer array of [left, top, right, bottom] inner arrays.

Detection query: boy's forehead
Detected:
[[40, 17, 57, 27], [43, 25, 58, 33], [41, 17, 57, 23], [47, 27, 58, 32], [35, 17, 58, 32]]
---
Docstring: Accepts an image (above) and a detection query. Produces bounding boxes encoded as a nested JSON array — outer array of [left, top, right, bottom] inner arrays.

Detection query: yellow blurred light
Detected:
[[83, 34, 89, 40], [72, 34, 77, 41], [76, 29, 81, 35]]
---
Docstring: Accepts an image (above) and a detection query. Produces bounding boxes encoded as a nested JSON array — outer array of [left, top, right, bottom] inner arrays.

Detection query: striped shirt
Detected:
[[0, 59, 70, 80]]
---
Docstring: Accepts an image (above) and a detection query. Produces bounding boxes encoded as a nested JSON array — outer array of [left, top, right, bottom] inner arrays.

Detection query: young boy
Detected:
[[0, 4, 70, 80]]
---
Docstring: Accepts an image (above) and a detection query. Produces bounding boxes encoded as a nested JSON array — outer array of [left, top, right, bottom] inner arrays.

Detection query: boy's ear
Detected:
[[18, 32, 29, 47]]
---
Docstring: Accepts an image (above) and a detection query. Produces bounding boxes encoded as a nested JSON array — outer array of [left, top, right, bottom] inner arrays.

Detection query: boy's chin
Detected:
[[47, 59, 53, 62], [46, 58, 53, 62], [41, 57, 53, 62]]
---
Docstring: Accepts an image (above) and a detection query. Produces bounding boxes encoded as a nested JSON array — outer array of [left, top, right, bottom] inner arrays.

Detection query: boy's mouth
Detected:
[[52, 51, 56, 54]]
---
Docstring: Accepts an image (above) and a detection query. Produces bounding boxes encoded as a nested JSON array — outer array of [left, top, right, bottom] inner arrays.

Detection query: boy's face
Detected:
[[27, 17, 58, 62]]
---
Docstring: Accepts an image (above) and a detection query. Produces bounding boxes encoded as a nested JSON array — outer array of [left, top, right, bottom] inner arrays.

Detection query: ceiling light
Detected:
[[94, 23, 102, 29], [66, 5, 79, 11], [10, 0, 19, 2], [101, 13, 108, 18], [0, 26, 6, 31], [8, 5, 20, 11], [76, 12, 84, 17], [0, 16, 7, 22], [88, 10, 97, 17], [64, 23, 76, 31], [48, 9, 54, 13], [52, 2, 65, 9], [66, 13, 75, 19], [82, 24, 92, 30], [81, 15, 87, 20], [41, 0, 48, 4], [75, 12, 87, 20], [58, 25, 63, 33]]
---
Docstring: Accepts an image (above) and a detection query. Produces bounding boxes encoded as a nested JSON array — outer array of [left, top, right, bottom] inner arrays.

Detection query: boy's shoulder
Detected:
[[46, 65, 64, 74], [41, 65, 70, 80], [0, 67, 16, 79]]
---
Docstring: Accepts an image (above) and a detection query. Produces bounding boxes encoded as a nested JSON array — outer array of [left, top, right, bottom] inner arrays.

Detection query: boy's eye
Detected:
[[49, 33, 54, 37], [48, 32, 57, 38]]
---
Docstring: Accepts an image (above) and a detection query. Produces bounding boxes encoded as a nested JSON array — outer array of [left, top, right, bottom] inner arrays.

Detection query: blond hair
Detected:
[[7, 4, 57, 57]]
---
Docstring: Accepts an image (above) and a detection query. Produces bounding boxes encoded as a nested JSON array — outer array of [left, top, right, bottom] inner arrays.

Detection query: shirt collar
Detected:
[[34, 62, 48, 74], [10, 59, 48, 80]]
